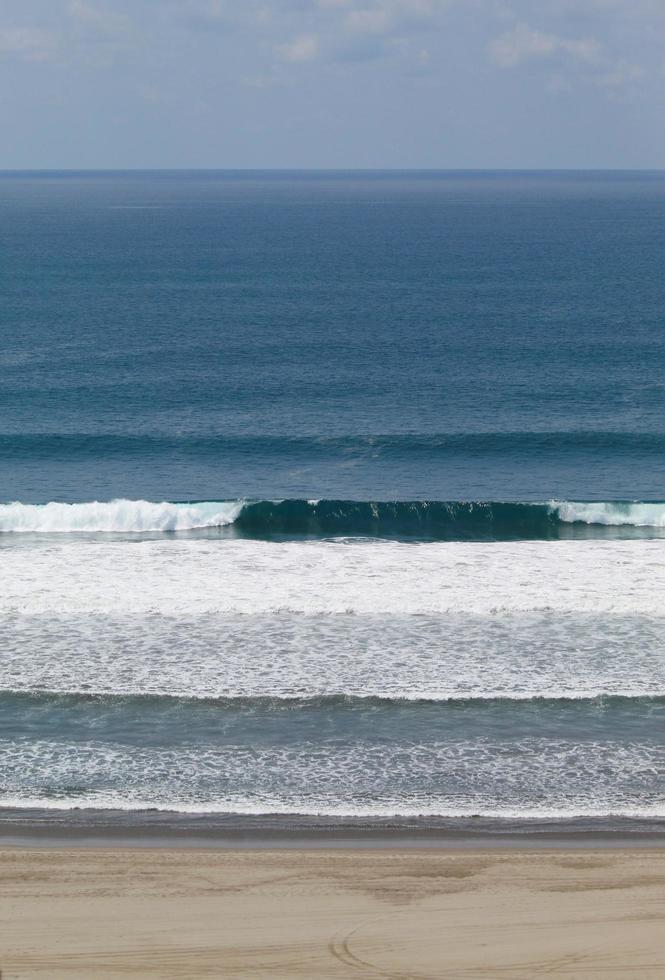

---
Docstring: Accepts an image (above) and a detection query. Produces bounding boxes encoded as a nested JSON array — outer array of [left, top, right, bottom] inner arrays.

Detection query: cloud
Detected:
[[342, 0, 438, 36], [176, 0, 445, 70], [0, 27, 57, 62], [0, 0, 650, 101], [332, 35, 387, 61], [318, 0, 444, 63], [0, 3, 134, 72], [345, 8, 392, 33], [178, 0, 237, 32], [489, 22, 602, 69], [594, 59, 645, 88], [68, 0, 131, 37], [274, 33, 319, 61]]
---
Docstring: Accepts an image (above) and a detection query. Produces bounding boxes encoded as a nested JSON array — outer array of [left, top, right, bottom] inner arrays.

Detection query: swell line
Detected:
[[3, 430, 665, 457]]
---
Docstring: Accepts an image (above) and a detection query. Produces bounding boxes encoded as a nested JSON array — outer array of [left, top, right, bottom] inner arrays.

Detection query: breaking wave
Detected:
[[553, 500, 665, 527], [0, 499, 244, 533], [2, 497, 665, 538]]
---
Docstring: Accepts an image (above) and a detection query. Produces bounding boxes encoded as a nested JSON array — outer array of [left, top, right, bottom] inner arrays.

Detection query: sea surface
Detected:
[[2, 170, 665, 823]]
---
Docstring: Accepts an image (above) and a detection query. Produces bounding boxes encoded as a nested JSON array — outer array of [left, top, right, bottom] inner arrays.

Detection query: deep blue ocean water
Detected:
[[4, 169, 665, 502], [2, 170, 665, 821]]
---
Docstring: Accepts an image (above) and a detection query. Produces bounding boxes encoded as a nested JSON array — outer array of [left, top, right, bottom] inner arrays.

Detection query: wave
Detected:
[[2, 497, 665, 538], [0, 499, 244, 533], [4, 797, 665, 820], [553, 500, 665, 527], [0, 690, 662, 709]]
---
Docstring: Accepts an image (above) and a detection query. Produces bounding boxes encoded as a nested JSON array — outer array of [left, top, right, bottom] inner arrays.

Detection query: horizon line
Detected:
[[0, 167, 664, 174]]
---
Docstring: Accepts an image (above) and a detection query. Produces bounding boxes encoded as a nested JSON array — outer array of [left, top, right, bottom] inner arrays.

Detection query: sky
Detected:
[[1, 0, 664, 168]]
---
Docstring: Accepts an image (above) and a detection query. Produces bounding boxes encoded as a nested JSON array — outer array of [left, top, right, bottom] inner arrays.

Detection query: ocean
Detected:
[[2, 169, 665, 827]]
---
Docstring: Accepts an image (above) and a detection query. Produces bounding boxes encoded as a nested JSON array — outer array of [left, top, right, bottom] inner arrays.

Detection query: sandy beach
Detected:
[[0, 847, 664, 978]]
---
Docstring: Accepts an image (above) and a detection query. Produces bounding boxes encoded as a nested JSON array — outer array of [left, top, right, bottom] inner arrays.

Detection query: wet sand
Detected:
[[1, 847, 665, 978]]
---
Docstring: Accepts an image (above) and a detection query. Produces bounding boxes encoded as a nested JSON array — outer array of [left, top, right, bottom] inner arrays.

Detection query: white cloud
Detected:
[[489, 22, 602, 68], [0, 3, 133, 71], [594, 60, 645, 87], [342, 0, 438, 35], [345, 8, 392, 33], [178, 0, 236, 31], [196, 0, 227, 16], [68, 0, 131, 36], [0, 27, 57, 62], [274, 33, 319, 61]]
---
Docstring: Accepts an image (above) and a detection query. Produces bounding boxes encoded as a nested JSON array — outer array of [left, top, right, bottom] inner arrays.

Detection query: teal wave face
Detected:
[[233, 499, 561, 539], [234, 499, 665, 539]]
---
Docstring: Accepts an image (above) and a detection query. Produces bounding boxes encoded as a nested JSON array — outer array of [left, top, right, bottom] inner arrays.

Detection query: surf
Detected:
[[2, 497, 665, 539]]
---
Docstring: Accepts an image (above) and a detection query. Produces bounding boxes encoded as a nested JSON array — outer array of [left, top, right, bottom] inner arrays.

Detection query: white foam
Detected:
[[2, 797, 664, 818], [2, 536, 665, 616], [552, 500, 665, 527], [1, 612, 664, 701], [0, 736, 661, 817], [0, 499, 244, 533]]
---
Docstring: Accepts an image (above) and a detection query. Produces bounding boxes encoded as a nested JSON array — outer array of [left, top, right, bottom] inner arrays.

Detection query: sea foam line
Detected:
[[1, 690, 664, 707], [2, 796, 665, 819]]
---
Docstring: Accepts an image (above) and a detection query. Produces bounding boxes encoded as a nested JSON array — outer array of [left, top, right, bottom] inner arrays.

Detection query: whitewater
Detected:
[[2, 533, 665, 616], [0, 499, 244, 533]]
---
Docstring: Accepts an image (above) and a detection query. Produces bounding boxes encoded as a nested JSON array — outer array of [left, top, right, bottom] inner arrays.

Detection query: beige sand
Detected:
[[1, 847, 665, 978]]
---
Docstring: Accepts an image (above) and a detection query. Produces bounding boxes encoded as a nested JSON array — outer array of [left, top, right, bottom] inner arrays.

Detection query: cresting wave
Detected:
[[2, 498, 665, 537], [0, 499, 244, 533]]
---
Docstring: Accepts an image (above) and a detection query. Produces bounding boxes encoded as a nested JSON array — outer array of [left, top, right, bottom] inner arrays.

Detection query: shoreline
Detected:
[[2, 808, 665, 848]]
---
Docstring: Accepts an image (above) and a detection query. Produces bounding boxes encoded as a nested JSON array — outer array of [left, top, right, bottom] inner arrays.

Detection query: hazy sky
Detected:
[[1, 0, 664, 168]]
